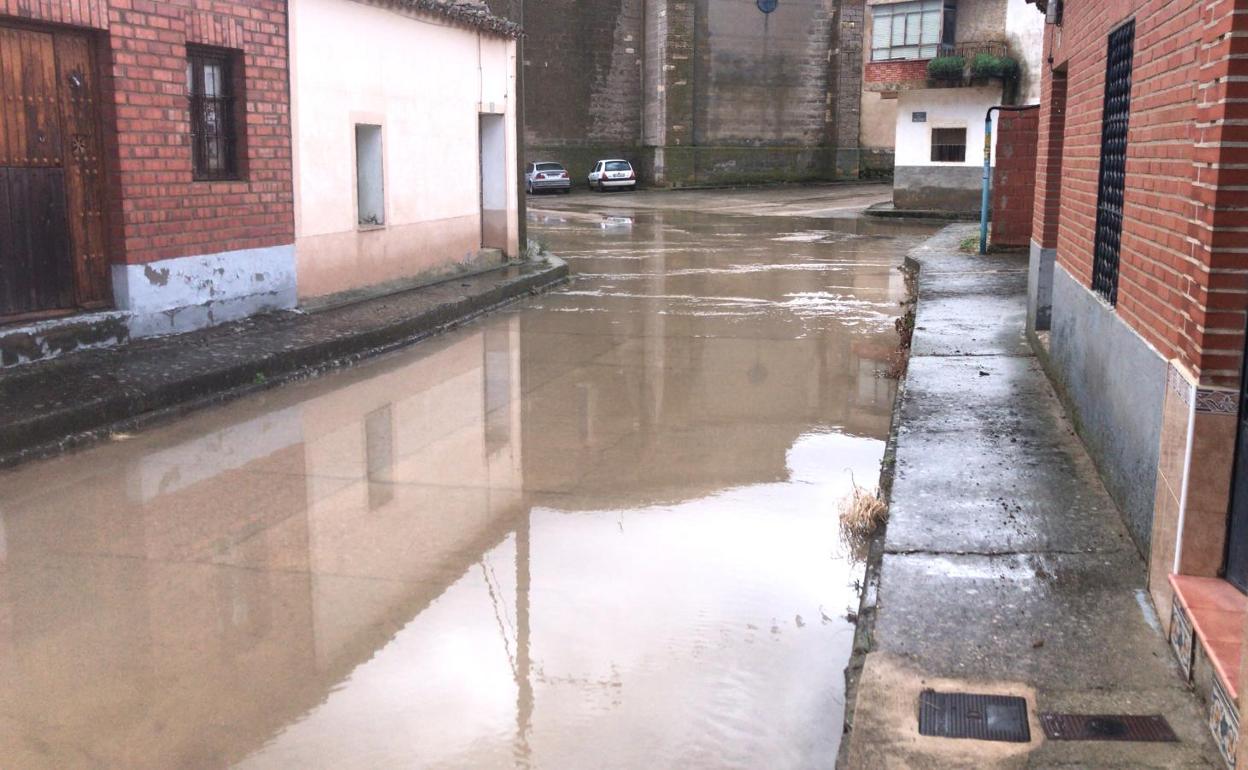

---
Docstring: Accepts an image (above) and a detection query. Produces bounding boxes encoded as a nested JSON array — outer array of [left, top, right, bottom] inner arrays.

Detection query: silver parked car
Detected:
[[525, 161, 572, 194], [587, 159, 637, 192]]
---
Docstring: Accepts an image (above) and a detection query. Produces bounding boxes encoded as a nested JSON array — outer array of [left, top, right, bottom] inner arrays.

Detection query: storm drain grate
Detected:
[[917, 690, 1031, 742], [1040, 713, 1178, 742]]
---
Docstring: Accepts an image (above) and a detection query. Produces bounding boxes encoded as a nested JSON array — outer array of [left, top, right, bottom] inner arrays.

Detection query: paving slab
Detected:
[[842, 225, 1221, 767]]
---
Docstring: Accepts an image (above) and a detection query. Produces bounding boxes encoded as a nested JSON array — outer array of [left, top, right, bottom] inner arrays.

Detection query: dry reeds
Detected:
[[839, 476, 888, 540]]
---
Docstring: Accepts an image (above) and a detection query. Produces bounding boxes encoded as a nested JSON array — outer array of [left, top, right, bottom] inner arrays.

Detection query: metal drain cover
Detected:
[[1040, 713, 1178, 742], [918, 690, 1031, 742]]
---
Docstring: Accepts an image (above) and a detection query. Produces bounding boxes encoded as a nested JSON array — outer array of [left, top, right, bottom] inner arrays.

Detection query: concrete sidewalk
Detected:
[[0, 258, 567, 467], [842, 226, 1220, 767]]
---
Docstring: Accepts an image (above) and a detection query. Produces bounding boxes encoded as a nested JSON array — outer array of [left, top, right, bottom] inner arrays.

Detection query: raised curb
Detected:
[[0, 257, 569, 468], [864, 201, 980, 222]]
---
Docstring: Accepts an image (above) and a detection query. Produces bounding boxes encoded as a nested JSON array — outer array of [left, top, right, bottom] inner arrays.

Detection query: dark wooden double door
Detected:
[[0, 23, 109, 320]]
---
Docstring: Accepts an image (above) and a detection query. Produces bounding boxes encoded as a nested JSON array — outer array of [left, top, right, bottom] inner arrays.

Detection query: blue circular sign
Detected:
[[757, 0, 778, 12]]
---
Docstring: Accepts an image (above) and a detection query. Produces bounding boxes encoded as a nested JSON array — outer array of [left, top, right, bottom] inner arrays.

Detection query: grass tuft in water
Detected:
[[839, 476, 888, 540]]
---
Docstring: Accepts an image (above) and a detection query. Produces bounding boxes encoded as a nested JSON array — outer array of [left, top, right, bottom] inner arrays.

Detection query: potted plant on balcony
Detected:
[[970, 52, 1020, 81], [927, 55, 966, 84]]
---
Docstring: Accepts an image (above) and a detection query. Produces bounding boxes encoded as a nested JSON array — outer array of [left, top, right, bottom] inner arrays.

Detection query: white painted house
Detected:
[[289, 0, 521, 302], [861, 0, 1044, 211]]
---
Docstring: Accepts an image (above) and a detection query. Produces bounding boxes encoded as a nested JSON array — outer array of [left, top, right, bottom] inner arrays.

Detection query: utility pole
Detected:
[[514, 0, 527, 252]]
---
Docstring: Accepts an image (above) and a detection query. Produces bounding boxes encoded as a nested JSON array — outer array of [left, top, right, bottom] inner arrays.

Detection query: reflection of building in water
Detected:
[[521, 214, 902, 502], [0, 222, 904, 765], [0, 318, 527, 768]]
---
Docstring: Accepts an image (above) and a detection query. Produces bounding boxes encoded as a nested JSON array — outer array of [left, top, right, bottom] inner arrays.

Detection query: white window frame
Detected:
[[871, 0, 944, 61]]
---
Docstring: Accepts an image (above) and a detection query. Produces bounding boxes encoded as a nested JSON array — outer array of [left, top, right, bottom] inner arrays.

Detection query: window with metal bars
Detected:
[[930, 127, 967, 162], [187, 47, 240, 181], [1092, 20, 1134, 304]]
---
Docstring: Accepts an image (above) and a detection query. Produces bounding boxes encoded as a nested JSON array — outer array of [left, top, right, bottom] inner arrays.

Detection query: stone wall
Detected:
[[489, 0, 862, 185]]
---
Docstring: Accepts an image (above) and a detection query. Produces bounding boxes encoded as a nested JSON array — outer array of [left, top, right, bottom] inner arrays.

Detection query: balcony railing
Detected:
[[938, 40, 1009, 60]]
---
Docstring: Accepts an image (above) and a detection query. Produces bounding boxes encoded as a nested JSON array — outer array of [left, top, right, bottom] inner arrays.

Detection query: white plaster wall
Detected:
[[1005, 0, 1045, 104], [290, 0, 519, 299], [895, 86, 1003, 167]]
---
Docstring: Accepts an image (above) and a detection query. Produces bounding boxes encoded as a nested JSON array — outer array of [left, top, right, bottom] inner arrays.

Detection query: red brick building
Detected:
[[0, 0, 294, 362], [989, 105, 1038, 248], [1030, 0, 1248, 763]]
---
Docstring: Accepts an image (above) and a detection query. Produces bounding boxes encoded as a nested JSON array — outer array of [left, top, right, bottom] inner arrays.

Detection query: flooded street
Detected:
[[0, 189, 934, 768]]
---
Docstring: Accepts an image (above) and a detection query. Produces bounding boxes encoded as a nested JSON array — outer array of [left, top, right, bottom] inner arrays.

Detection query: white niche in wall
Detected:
[[355, 124, 385, 227]]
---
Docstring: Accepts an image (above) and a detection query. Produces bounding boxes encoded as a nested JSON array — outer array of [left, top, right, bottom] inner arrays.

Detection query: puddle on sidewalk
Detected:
[[0, 204, 935, 768]]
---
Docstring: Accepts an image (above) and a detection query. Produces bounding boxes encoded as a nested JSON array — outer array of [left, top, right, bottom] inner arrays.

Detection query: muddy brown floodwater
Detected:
[[0, 193, 935, 769]]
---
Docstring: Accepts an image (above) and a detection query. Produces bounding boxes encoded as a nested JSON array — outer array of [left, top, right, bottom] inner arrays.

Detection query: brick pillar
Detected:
[[830, 0, 864, 178], [1187, 3, 1248, 761], [990, 107, 1039, 248], [1186, 0, 1248, 387], [1028, 51, 1066, 333], [653, 0, 695, 184], [1032, 67, 1066, 251]]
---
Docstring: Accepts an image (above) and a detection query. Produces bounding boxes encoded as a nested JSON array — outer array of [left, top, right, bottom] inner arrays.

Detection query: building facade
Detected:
[[485, 0, 865, 187], [0, 0, 524, 365], [289, 0, 521, 302], [861, 0, 1043, 209], [1030, 0, 1248, 764], [0, 0, 296, 362]]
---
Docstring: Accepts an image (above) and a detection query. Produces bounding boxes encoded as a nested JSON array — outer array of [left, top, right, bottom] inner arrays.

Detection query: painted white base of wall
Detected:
[[0, 245, 297, 368], [112, 244, 298, 338]]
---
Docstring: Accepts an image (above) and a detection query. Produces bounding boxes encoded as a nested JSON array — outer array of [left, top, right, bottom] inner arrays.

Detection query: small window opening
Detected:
[[355, 124, 385, 226], [188, 46, 241, 181], [931, 127, 967, 162]]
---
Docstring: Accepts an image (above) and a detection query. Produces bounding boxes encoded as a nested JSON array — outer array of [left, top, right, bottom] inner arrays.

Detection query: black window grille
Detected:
[[1092, 20, 1134, 304], [187, 47, 239, 181], [931, 127, 967, 162]]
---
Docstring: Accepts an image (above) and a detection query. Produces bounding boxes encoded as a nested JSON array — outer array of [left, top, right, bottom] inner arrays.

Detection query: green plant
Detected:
[[971, 53, 1020, 80], [927, 55, 966, 80]]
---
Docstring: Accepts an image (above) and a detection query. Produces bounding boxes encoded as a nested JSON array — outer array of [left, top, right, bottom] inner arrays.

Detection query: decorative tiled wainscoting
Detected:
[[1169, 576, 1244, 768]]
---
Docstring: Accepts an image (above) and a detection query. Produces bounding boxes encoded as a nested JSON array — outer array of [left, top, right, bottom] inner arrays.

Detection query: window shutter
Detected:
[[872, 9, 892, 51]]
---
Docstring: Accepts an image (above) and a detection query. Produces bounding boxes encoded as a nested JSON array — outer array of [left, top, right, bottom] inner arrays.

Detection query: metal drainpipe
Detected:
[[979, 107, 996, 255], [980, 104, 1036, 255]]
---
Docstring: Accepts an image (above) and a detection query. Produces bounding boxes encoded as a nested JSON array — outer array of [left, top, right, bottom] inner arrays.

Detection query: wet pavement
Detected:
[[0, 186, 936, 768], [843, 226, 1221, 768]]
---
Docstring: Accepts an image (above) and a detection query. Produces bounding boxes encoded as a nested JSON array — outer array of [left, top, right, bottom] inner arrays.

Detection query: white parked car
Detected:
[[525, 161, 571, 194], [587, 159, 637, 192]]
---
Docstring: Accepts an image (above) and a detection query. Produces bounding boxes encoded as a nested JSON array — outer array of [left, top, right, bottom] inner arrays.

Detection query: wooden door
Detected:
[[0, 24, 108, 320]]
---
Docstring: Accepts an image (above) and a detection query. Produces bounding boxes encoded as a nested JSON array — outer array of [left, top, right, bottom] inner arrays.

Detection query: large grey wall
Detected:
[[1042, 265, 1167, 551], [488, 0, 863, 185], [693, 0, 833, 145], [486, 0, 645, 180]]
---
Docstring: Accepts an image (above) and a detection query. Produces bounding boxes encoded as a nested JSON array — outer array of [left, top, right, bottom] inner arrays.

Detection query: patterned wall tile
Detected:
[[1196, 388, 1239, 415], [1211, 675, 1239, 769], [1171, 602, 1195, 681]]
